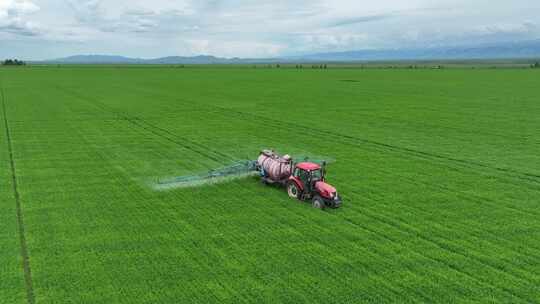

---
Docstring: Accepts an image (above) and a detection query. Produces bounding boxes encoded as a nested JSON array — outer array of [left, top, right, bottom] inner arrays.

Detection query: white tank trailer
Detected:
[[257, 149, 292, 182]]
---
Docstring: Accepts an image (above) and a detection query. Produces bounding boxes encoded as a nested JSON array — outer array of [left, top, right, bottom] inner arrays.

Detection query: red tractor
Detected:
[[256, 150, 341, 209]]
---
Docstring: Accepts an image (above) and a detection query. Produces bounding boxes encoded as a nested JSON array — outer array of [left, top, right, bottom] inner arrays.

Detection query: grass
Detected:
[[1, 89, 27, 304], [0, 66, 539, 303]]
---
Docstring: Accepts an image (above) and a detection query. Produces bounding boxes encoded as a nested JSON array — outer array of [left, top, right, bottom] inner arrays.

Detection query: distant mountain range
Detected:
[[40, 54, 277, 64], [299, 40, 540, 61], [40, 40, 540, 64]]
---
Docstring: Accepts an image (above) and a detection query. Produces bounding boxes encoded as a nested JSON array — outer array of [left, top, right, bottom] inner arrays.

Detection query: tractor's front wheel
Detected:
[[287, 182, 300, 200], [312, 196, 326, 210]]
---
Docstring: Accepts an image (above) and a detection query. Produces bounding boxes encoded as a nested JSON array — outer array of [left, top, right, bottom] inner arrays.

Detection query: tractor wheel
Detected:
[[287, 182, 300, 200], [312, 196, 325, 210]]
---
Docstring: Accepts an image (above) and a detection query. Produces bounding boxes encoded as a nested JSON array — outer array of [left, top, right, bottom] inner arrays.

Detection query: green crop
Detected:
[[1, 66, 539, 303]]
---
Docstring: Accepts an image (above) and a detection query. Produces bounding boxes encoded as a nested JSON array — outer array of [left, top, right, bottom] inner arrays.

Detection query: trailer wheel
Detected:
[[312, 196, 325, 210], [287, 182, 300, 200]]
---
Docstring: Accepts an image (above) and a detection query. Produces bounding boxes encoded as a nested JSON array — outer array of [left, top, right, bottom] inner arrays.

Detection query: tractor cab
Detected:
[[293, 162, 324, 187]]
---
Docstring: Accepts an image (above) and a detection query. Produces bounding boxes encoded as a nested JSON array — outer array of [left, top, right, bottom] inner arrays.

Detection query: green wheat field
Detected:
[[1, 66, 539, 303]]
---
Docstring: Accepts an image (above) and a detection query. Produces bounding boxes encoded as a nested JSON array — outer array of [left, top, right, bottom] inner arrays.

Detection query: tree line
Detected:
[[2, 59, 26, 66]]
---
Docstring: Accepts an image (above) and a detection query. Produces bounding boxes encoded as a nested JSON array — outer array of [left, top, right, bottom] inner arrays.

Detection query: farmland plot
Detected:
[[0, 67, 539, 303]]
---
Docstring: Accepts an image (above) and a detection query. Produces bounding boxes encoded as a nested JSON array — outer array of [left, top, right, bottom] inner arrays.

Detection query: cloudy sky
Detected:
[[1, 0, 539, 60]]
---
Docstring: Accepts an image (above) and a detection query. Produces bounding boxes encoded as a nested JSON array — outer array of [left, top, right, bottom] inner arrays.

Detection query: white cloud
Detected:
[[0, 0, 39, 14], [2, 0, 540, 59], [67, 0, 101, 22], [0, 0, 40, 36], [184, 39, 284, 57]]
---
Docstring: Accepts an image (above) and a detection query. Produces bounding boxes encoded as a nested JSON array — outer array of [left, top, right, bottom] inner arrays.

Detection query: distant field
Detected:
[[1, 66, 539, 303]]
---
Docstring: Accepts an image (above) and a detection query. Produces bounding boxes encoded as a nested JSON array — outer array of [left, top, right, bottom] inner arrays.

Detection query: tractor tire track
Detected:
[[329, 199, 534, 303], [55, 86, 236, 165], [337, 216, 528, 303], [68, 87, 232, 163], [333, 159, 540, 279], [352, 165, 540, 259], [357, 157, 540, 221], [115, 80, 532, 148], [210, 105, 540, 185], [325, 207, 529, 303], [351, 156, 540, 220], [8, 109, 214, 124], [335, 183, 540, 278], [344, 185, 540, 282], [1, 80, 36, 304], [349, 183, 529, 290]]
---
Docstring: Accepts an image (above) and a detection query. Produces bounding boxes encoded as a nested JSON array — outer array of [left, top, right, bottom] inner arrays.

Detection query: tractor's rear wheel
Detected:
[[287, 182, 300, 200], [312, 196, 325, 210]]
